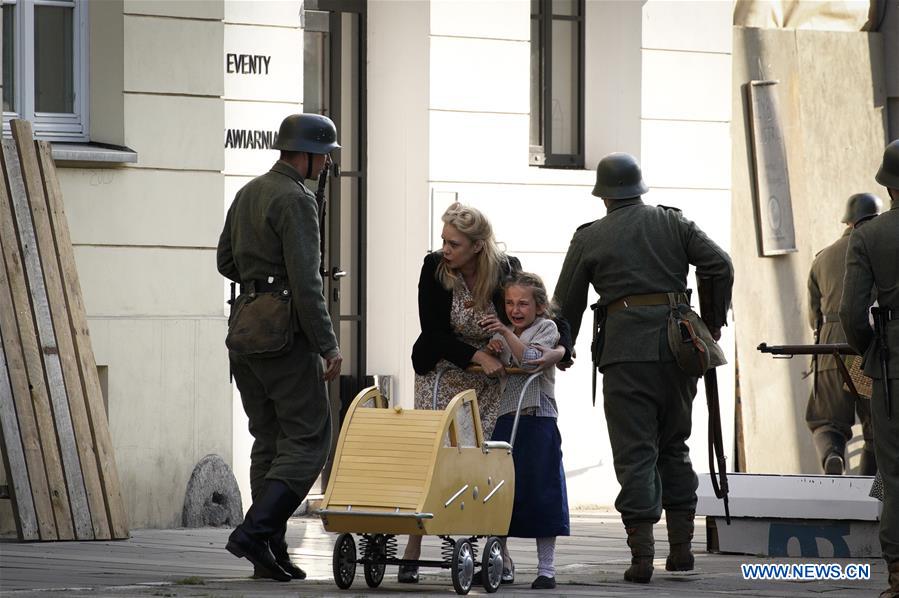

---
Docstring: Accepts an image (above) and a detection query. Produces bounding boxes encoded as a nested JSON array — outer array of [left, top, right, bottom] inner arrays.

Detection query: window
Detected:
[[2, 0, 88, 141], [530, 0, 584, 168]]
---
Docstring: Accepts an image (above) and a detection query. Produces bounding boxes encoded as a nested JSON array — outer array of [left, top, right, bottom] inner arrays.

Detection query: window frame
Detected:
[[2, 0, 89, 142], [530, 0, 585, 169]]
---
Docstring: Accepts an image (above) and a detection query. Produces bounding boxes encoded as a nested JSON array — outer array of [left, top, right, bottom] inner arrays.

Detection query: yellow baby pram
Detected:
[[318, 367, 541, 594]]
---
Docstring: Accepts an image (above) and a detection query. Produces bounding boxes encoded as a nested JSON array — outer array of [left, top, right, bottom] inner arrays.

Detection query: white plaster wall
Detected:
[[396, 0, 736, 510], [48, 3, 232, 529]]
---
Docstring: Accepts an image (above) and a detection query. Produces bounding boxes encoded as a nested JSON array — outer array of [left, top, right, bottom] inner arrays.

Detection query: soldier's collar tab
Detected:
[[271, 160, 304, 184]]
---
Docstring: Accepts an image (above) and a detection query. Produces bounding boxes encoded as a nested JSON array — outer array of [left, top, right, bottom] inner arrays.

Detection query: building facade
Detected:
[[0, 0, 895, 530]]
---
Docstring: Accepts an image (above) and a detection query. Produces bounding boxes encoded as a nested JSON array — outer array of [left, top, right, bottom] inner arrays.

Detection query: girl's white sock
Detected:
[[536, 536, 556, 578]]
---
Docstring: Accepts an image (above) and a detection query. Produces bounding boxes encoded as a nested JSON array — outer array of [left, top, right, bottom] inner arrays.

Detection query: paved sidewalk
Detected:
[[0, 510, 886, 597]]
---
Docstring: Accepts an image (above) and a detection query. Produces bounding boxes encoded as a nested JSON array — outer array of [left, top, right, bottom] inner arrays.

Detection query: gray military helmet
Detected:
[[875, 139, 899, 189], [591, 152, 649, 200], [272, 113, 341, 154], [841, 193, 881, 225]]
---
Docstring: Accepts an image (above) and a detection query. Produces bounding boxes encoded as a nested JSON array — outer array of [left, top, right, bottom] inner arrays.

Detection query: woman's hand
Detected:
[[523, 345, 565, 371], [473, 350, 505, 377]]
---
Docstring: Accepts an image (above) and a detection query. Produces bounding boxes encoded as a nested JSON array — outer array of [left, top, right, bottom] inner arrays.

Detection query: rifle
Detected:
[[812, 316, 821, 405], [697, 277, 730, 524], [314, 158, 332, 278], [872, 307, 892, 419], [757, 342, 864, 401]]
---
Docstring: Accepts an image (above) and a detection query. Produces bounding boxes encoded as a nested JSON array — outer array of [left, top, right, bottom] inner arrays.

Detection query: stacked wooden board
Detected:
[[0, 119, 128, 540]]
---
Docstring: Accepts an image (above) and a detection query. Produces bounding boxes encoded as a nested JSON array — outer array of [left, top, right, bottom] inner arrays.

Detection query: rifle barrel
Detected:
[[757, 342, 858, 356]]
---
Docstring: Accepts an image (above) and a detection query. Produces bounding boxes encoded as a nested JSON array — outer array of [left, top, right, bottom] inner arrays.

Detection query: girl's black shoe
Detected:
[[531, 575, 556, 589]]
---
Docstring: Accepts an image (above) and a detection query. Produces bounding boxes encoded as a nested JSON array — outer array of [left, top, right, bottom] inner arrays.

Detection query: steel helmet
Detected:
[[841, 193, 881, 225], [591, 152, 649, 200], [272, 113, 340, 154], [876, 139, 899, 189]]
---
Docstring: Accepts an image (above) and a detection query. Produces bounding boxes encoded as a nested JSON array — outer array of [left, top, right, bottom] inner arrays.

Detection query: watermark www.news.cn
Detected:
[[741, 563, 871, 581]]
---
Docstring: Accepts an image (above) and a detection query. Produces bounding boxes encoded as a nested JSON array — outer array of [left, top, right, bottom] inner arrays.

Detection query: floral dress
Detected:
[[413, 281, 502, 439]]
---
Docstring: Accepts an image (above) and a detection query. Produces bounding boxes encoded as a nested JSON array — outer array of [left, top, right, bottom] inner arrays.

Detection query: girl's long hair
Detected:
[[435, 202, 505, 310]]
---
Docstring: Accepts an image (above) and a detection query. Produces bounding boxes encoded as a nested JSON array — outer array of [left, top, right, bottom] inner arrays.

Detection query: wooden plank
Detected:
[[335, 468, 428, 481], [343, 435, 434, 446], [36, 140, 129, 539], [0, 219, 53, 541], [0, 138, 76, 540], [0, 139, 68, 540], [332, 482, 424, 496], [0, 332, 40, 539], [10, 122, 101, 541]]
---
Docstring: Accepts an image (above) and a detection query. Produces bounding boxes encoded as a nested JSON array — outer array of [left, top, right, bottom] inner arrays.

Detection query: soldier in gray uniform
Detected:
[[840, 140, 899, 598], [807, 193, 880, 475], [553, 153, 733, 584], [217, 114, 343, 581]]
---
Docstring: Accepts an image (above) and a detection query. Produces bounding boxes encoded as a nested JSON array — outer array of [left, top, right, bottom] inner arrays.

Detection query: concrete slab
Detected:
[[0, 510, 887, 597]]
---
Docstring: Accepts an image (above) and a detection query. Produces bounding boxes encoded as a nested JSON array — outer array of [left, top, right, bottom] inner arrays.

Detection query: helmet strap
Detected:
[[305, 153, 314, 180]]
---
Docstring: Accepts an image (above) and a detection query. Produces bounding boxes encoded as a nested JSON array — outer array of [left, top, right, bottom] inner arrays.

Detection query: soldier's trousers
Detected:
[[230, 336, 331, 500], [602, 361, 699, 527], [872, 378, 899, 564], [805, 368, 874, 463]]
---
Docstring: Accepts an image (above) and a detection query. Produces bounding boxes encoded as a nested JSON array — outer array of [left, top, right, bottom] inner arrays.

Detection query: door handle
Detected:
[[331, 269, 348, 280]]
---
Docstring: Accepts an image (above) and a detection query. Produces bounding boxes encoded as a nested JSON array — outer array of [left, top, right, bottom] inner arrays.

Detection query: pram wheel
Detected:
[[333, 532, 356, 589], [481, 536, 503, 593], [363, 534, 387, 588], [451, 538, 474, 595]]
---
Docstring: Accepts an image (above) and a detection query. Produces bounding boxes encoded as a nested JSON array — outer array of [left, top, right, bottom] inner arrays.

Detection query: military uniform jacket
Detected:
[[840, 199, 899, 379], [553, 198, 733, 369], [808, 228, 852, 371], [217, 160, 338, 356]]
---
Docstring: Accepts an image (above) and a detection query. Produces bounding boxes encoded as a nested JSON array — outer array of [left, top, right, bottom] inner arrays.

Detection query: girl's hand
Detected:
[[478, 314, 508, 335], [486, 339, 504, 355], [473, 350, 505, 377], [523, 345, 565, 370]]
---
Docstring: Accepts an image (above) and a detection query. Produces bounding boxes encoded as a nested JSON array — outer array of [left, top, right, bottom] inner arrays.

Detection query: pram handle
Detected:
[[432, 365, 542, 450]]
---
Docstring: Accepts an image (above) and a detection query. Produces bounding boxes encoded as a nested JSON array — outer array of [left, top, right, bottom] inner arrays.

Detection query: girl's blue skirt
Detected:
[[491, 413, 570, 538]]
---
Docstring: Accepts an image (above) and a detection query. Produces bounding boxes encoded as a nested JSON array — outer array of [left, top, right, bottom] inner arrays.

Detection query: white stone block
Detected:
[[641, 0, 733, 54], [124, 16, 223, 96], [224, 0, 301, 26], [430, 0, 528, 41], [124, 0, 223, 20], [430, 111, 529, 183], [641, 120, 731, 190], [75, 246, 224, 317], [125, 94, 224, 171], [642, 49, 732, 122], [430, 37, 529, 114], [224, 24, 302, 102], [58, 169, 223, 248]]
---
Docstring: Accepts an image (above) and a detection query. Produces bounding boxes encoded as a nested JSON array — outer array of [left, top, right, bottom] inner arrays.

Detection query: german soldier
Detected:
[[840, 140, 899, 598], [553, 153, 733, 584], [806, 193, 880, 475], [217, 114, 343, 581]]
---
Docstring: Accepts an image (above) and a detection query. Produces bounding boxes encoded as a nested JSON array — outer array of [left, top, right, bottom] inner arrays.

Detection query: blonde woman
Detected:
[[398, 203, 573, 584]]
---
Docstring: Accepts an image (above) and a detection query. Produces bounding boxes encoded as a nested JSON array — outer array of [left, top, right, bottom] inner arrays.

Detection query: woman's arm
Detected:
[[411, 253, 479, 374]]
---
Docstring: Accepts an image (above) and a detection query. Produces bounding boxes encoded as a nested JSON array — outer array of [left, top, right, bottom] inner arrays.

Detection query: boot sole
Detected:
[[226, 540, 292, 582]]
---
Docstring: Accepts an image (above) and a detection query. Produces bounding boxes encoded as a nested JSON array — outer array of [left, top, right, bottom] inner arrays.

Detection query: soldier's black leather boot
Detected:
[[664, 510, 695, 571], [880, 561, 899, 598], [623, 523, 654, 583], [227, 479, 301, 582], [253, 523, 307, 580]]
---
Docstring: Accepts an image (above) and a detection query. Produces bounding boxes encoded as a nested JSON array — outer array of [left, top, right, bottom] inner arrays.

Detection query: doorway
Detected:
[[303, 0, 367, 490]]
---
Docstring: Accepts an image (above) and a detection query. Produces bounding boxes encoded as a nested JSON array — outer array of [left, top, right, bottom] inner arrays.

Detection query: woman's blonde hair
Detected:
[[504, 271, 555, 319], [436, 202, 505, 309]]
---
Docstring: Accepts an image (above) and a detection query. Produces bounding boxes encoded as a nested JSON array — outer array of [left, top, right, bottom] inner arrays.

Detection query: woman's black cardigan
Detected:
[[411, 251, 573, 375]]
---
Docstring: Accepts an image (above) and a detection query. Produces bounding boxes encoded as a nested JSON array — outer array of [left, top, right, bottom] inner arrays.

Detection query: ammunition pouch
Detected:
[[226, 281, 294, 358], [667, 293, 727, 377]]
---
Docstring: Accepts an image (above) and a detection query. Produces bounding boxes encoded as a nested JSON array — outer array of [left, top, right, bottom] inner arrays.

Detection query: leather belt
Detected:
[[607, 292, 689, 315], [240, 277, 288, 294]]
